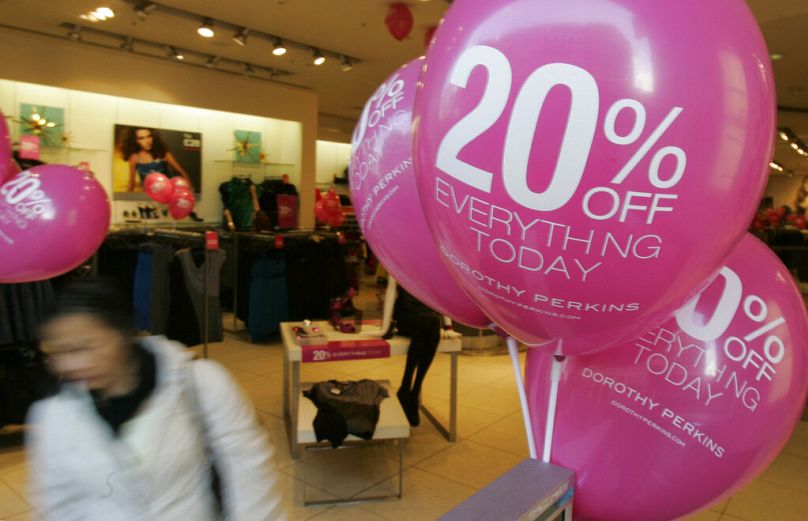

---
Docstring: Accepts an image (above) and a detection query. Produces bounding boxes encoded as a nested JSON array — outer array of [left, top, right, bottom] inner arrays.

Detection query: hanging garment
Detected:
[[148, 243, 174, 336], [0, 281, 55, 346], [220, 178, 257, 231], [167, 254, 201, 347], [247, 252, 289, 342], [133, 251, 153, 332], [302, 380, 388, 448], [177, 249, 226, 344]]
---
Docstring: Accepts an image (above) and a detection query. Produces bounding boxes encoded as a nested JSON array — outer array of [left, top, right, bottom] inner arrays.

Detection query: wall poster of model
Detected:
[[112, 124, 202, 200]]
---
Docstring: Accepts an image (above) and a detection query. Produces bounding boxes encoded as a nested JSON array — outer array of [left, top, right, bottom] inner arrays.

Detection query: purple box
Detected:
[[438, 460, 574, 521]]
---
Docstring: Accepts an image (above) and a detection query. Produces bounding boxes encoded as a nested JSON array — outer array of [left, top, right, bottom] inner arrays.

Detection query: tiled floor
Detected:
[[1, 328, 807, 520]]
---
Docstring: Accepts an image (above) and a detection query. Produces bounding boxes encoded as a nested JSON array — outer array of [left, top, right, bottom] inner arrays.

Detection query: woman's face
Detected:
[[41, 313, 131, 391], [135, 129, 153, 151]]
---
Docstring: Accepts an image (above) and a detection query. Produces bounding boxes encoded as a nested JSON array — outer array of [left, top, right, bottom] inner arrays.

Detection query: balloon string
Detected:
[[507, 336, 538, 460], [543, 349, 564, 463]]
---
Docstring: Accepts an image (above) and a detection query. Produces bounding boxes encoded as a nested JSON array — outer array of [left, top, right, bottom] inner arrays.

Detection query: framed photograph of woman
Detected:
[[112, 125, 202, 200]]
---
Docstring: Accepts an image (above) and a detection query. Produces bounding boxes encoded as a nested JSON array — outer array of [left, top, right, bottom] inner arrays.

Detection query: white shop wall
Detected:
[[0, 79, 302, 224], [764, 174, 806, 209], [316, 140, 352, 185]]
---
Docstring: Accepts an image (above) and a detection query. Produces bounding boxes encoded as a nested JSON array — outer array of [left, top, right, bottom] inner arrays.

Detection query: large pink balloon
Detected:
[[168, 188, 195, 220], [526, 234, 808, 521], [414, 0, 775, 354], [0, 110, 12, 185], [351, 58, 489, 327], [0, 165, 111, 282]]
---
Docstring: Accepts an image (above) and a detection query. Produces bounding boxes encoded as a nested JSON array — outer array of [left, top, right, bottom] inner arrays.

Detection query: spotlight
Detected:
[[168, 46, 184, 60], [206, 55, 220, 69], [792, 143, 800, 151], [135, 2, 155, 20], [779, 131, 790, 141], [770, 53, 784, 61], [233, 28, 249, 46], [68, 25, 81, 41], [120, 36, 134, 52], [198, 19, 214, 38], [269, 69, 280, 80], [242, 63, 255, 76], [312, 49, 325, 66], [272, 37, 287, 56], [340, 55, 353, 72], [96, 7, 115, 18]]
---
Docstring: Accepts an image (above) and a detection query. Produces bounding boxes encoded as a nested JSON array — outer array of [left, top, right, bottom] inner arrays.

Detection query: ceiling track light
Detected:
[[206, 55, 220, 68], [68, 25, 82, 41], [272, 37, 287, 56], [167, 46, 184, 60], [340, 55, 353, 72], [233, 27, 249, 46], [120, 36, 134, 52], [269, 69, 280, 80], [242, 63, 255, 76], [312, 48, 325, 66], [197, 18, 214, 38], [135, 2, 156, 20]]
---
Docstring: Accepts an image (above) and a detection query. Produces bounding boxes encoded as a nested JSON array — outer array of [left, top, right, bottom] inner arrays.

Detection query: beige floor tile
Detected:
[[272, 471, 337, 521], [307, 505, 389, 520], [257, 410, 286, 433], [283, 444, 401, 500], [266, 426, 297, 470], [468, 416, 530, 458], [414, 440, 524, 490], [781, 421, 808, 459], [6, 510, 37, 521], [1, 466, 28, 501], [236, 374, 284, 404], [421, 398, 508, 439], [0, 430, 27, 475], [254, 393, 286, 419], [457, 382, 521, 416], [708, 498, 730, 513], [676, 509, 721, 521], [756, 452, 808, 491], [0, 479, 29, 518], [373, 422, 453, 467], [358, 467, 476, 521], [419, 374, 481, 402], [724, 480, 808, 521]]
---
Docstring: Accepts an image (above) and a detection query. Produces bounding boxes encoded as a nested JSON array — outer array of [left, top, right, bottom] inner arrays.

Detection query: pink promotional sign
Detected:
[[277, 194, 298, 228], [19, 135, 40, 161], [526, 234, 808, 521], [302, 340, 391, 363], [414, 0, 775, 355]]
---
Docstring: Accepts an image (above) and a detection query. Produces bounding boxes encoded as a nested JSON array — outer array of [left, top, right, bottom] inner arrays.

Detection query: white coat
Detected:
[[27, 337, 286, 521]]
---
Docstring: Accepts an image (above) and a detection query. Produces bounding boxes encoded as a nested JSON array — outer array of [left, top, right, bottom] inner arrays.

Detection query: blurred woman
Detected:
[[28, 277, 285, 520]]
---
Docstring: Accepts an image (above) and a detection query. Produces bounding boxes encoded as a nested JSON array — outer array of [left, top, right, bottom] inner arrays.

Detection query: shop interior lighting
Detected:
[[197, 19, 215, 38], [134, 2, 156, 20], [340, 55, 353, 72], [272, 37, 287, 56], [770, 161, 784, 172], [242, 63, 255, 76], [312, 49, 325, 66], [770, 53, 784, 61], [791, 143, 800, 151], [269, 69, 280, 80], [233, 28, 249, 46], [779, 131, 790, 141], [68, 26, 82, 41], [167, 46, 184, 60]]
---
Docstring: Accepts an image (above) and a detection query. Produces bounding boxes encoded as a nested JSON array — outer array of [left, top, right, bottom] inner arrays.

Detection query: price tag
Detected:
[[301, 340, 391, 363]]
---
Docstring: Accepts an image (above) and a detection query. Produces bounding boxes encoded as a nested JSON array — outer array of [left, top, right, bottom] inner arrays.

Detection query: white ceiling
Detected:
[[0, 0, 806, 173]]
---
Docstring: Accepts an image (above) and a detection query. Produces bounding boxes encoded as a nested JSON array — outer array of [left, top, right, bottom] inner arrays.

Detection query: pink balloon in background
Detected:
[[168, 188, 195, 220], [143, 172, 173, 204], [350, 58, 490, 328], [170, 176, 192, 191], [0, 165, 111, 282], [0, 110, 12, 186], [414, 0, 775, 354], [525, 234, 808, 521]]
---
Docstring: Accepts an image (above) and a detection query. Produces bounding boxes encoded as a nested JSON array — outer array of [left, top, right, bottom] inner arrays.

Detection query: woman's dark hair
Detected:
[[121, 127, 168, 159], [44, 276, 136, 337]]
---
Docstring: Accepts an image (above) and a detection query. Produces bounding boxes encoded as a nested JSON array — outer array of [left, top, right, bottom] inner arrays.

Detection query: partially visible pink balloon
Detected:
[[414, 0, 775, 354], [350, 58, 489, 328], [526, 234, 808, 521], [0, 110, 12, 186], [170, 176, 192, 191], [143, 172, 173, 204], [0, 165, 111, 282], [168, 188, 195, 220]]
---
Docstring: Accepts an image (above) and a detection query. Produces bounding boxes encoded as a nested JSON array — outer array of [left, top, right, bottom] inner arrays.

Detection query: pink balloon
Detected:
[[0, 110, 12, 186], [170, 176, 192, 191], [315, 200, 331, 223], [351, 58, 489, 328], [327, 211, 346, 228], [526, 234, 808, 521], [168, 188, 195, 220], [0, 165, 111, 282], [143, 172, 173, 204], [413, 0, 775, 354]]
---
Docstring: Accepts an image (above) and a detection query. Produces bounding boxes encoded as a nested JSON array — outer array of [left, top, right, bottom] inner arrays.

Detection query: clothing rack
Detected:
[[106, 228, 220, 359]]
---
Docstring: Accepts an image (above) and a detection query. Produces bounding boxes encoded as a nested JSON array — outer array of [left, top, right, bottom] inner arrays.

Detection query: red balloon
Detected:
[[315, 188, 323, 202], [143, 173, 173, 204], [327, 212, 346, 228], [170, 176, 192, 191], [315, 200, 331, 223], [385, 3, 413, 41], [168, 188, 195, 220]]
